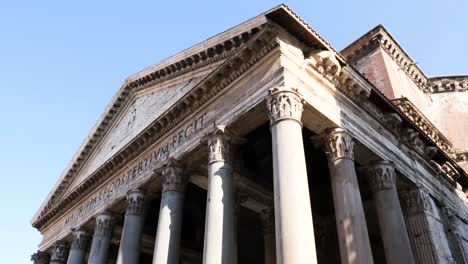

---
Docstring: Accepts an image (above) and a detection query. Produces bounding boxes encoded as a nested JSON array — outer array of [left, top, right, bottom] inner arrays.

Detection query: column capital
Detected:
[[366, 160, 397, 193], [266, 86, 304, 126], [50, 241, 69, 263], [320, 127, 355, 162], [160, 158, 188, 192], [126, 189, 145, 216], [205, 126, 238, 164], [400, 187, 433, 215], [442, 207, 460, 231], [259, 208, 275, 235], [95, 211, 115, 236], [31, 251, 50, 264], [70, 229, 91, 250]]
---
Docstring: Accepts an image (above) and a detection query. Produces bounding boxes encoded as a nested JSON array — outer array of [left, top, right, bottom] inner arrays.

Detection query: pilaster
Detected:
[[400, 187, 454, 264]]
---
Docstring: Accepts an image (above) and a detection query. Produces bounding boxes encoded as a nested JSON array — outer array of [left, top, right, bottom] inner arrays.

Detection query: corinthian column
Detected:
[[50, 241, 70, 264], [202, 126, 236, 264], [67, 229, 91, 264], [321, 128, 373, 264], [400, 187, 454, 264], [152, 159, 188, 264], [366, 161, 414, 264], [259, 208, 276, 264], [88, 211, 115, 264], [116, 189, 145, 264], [31, 251, 50, 264], [266, 87, 318, 264]]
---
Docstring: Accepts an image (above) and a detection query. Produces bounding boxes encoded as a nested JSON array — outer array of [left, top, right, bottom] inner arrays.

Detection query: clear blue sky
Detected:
[[0, 1, 466, 262]]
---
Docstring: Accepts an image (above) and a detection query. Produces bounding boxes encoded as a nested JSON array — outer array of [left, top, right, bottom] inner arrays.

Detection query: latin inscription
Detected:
[[63, 112, 207, 227]]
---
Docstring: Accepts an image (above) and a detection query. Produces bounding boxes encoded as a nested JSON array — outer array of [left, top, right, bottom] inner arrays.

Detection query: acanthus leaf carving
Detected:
[[400, 187, 433, 215], [322, 128, 355, 162], [125, 189, 145, 216], [366, 161, 396, 193], [50, 241, 69, 263], [266, 87, 304, 125], [159, 158, 188, 193], [94, 211, 115, 236], [206, 126, 233, 164], [70, 229, 91, 250]]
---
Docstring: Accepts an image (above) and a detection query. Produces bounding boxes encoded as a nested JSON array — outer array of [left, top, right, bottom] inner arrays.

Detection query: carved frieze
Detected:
[[322, 128, 355, 162], [50, 241, 69, 263], [266, 87, 304, 125], [70, 229, 91, 250], [125, 189, 145, 216], [31, 251, 50, 264], [160, 159, 188, 193], [366, 161, 396, 193], [94, 211, 114, 237]]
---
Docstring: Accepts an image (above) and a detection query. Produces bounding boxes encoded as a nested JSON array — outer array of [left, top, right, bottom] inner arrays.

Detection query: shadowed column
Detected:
[[267, 87, 318, 264], [152, 159, 188, 264], [319, 128, 373, 264], [202, 126, 236, 264], [67, 229, 91, 264], [116, 189, 145, 264], [259, 208, 276, 264], [50, 241, 70, 264], [88, 211, 115, 264], [366, 161, 414, 264]]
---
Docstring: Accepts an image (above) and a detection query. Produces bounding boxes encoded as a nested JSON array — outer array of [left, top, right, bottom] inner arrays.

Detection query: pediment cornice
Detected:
[[33, 21, 268, 227], [33, 24, 281, 229]]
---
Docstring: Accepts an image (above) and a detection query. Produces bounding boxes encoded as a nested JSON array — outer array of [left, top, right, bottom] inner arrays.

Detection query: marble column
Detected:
[[31, 251, 50, 264], [88, 211, 115, 264], [366, 161, 415, 264], [400, 187, 454, 264], [233, 191, 247, 264], [50, 241, 70, 264], [259, 208, 276, 264], [66, 229, 90, 264], [67, 229, 91, 264], [442, 207, 467, 264], [202, 126, 236, 264], [266, 87, 318, 264], [116, 189, 146, 264], [152, 159, 188, 264], [321, 128, 373, 264]]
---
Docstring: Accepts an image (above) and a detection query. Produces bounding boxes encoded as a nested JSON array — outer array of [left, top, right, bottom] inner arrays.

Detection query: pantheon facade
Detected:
[[31, 4, 468, 264]]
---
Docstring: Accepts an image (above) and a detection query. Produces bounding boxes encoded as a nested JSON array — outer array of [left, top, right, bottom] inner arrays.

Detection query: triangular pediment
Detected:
[[33, 4, 342, 228], [65, 75, 206, 195]]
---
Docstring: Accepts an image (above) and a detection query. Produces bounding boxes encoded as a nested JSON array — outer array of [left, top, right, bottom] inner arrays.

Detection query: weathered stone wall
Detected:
[[352, 46, 468, 153], [427, 92, 468, 150]]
